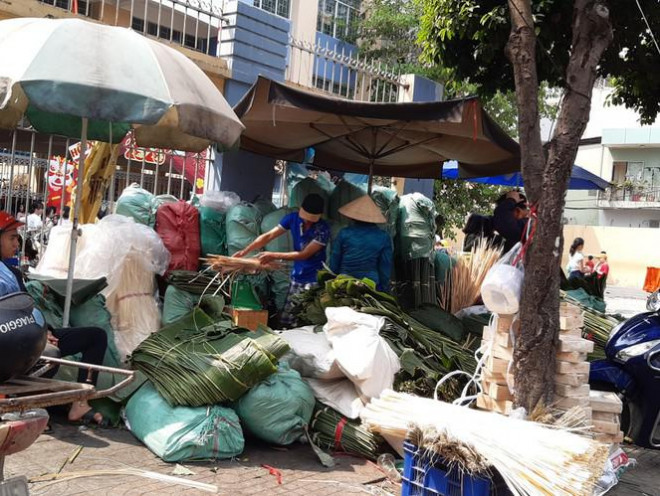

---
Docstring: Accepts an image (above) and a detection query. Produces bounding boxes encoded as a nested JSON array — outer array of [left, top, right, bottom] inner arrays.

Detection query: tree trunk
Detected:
[[507, 0, 613, 411]]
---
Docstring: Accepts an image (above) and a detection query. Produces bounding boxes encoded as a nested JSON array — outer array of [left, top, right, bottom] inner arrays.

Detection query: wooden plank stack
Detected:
[[477, 314, 517, 415], [553, 303, 594, 415], [555, 302, 625, 444]]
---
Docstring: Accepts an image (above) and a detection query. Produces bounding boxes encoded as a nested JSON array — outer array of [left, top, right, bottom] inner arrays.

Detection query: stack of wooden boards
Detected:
[[477, 314, 516, 415], [477, 305, 625, 444]]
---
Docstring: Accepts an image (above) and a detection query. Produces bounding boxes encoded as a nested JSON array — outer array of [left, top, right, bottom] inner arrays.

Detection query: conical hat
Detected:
[[338, 195, 387, 224]]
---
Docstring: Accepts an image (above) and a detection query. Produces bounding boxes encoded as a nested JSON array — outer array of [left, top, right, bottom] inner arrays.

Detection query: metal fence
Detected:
[[38, 0, 224, 57], [286, 37, 407, 102], [0, 124, 209, 222]]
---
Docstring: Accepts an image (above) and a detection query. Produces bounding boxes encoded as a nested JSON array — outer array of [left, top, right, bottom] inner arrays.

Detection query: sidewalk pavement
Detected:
[[6, 420, 394, 496]]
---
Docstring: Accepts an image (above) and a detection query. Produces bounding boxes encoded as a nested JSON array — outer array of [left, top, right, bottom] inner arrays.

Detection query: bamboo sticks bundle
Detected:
[[203, 255, 282, 274], [361, 390, 609, 496], [440, 238, 502, 313]]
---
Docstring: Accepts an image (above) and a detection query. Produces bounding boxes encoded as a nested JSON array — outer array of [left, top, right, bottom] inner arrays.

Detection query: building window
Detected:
[[39, 0, 89, 15], [317, 0, 361, 43], [253, 0, 291, 19], [611, 160, 660, 202]]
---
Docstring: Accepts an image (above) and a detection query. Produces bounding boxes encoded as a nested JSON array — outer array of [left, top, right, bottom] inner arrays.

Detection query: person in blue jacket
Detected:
[[330, 195, 392, 291]]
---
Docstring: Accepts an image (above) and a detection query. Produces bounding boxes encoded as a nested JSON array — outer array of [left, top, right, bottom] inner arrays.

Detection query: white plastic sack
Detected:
[[481, 243, 524, 314], [200, 191, 240, 212], [323, 307, 400, 400], [34, 224, 94, 278], [279, 326, 344, 380], [305, 378, 365, 419]]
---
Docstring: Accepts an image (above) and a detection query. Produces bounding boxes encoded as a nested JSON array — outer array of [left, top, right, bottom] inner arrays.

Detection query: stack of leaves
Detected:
[[130, 309, 289, 406], [291, 273, 476, 398], [561, 293, 624, 361], [167, 270, 224, 295], [310, 403, 391, 461]]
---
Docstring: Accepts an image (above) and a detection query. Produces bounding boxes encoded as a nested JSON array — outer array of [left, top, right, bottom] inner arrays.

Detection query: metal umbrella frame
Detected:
[[0, 17, 244, 325]]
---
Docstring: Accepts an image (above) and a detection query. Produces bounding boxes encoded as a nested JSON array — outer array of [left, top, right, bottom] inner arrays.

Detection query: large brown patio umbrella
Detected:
[[233, 77, 520, 188]]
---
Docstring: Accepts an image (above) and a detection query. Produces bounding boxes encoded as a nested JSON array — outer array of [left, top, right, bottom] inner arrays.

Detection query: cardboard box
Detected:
[[230, 307, 269, 331]]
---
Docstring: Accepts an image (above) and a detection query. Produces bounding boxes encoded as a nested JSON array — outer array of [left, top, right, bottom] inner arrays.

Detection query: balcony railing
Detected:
[[286, 37, 407, 102], [38, 0, 224, 57]]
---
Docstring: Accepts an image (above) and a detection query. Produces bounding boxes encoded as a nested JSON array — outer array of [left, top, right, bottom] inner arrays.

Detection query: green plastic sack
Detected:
[[253, 198, 277, 217], [125, 382, 244, 462], [434, 250, 456, 287], [115, 184, 156, 227], [261, 208, 295, 253], [397, 193, 437, 260], [153, 194, 178, 210], [329, 180, 366, 222], [199, 206, 227, 256], [231, 274, 268, 310], [226, 202, 262, 256], [162, 285, 225, 325], [288, 177, 330, 216], [235, 364, 314, 445], [371, 186, 400, 237], [70, 294, 122, 368]]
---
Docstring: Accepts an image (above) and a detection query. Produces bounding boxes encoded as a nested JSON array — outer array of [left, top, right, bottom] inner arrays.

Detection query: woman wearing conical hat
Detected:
[[329, 195, 393, 291]]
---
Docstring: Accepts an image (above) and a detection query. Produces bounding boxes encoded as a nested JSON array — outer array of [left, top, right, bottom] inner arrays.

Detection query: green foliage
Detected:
[[418, 0, 660, 124], [434, 179, 502, 240]]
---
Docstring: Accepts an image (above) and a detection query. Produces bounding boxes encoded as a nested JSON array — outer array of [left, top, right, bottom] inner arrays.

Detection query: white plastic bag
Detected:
[[305, 378, 365, 419], [279, 326, 344, 380], [481, 242, 524, 314], [323, 307, 400, 400], [200, 191, 240, 212]]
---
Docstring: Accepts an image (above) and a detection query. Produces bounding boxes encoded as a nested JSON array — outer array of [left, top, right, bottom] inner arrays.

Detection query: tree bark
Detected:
[[507, 0, 613, 411]]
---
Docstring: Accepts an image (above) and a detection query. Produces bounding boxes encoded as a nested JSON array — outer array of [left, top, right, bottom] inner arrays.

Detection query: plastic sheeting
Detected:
[[115, 184, 157, 227], [199, 191, 240, 212], [234, 364, 315, 445], [396, 193, 437, 260], [156, 201, 201, 273], [226, 202, 262, 256], [371, 186, 400, 237], [328, 180, 366, 222], [125, 382, 244, 462]]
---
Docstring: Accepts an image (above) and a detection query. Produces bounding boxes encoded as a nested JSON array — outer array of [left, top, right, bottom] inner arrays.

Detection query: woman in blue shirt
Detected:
[[234, 194, 330, 327], [330, 196, 392, 291]]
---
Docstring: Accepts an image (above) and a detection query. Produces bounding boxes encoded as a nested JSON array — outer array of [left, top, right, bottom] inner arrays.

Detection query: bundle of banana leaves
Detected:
[[291, 272, 477, 397], [561, 293, 624, 361], [130, 309, 289, 406], [310, 403, 391, 461], [167, 269, 224, 295]]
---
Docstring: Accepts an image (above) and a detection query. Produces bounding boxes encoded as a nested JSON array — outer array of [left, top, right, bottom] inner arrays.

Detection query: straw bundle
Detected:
[[204, 255, 282, 274], [361, 390, 608, 496], [106, 252, 160, 362], [439, 238, 502, 313]]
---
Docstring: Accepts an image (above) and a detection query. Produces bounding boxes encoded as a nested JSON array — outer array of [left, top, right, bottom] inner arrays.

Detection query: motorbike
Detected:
[[589, 290, 660, 448]]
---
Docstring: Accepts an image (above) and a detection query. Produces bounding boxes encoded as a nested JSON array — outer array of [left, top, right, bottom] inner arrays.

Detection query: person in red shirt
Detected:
[[585, 255, 595, 274], [596, 252, 609, 279]]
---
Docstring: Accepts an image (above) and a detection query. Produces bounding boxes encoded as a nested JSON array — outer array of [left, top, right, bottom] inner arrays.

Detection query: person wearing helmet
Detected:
[[330, 195, 392, 291], [234, 194, 330, 327]]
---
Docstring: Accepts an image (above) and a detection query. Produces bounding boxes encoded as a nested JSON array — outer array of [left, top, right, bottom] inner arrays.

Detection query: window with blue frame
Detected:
[[253, 0, 292, 19], [317, 0, 361, 43]]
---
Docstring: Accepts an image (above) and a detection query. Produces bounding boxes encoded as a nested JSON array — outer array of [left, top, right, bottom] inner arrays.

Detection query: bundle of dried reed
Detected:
[[439, 238, 502, 313], [361, 390, 608, 496]]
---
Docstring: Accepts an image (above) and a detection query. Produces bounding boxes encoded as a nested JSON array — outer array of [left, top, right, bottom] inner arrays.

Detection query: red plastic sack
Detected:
[[156, 202, 200, 273]]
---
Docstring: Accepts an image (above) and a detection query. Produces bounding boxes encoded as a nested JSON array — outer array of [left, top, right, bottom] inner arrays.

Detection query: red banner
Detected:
[[47, 142, 93, 212], [120, 133, 206, 195]]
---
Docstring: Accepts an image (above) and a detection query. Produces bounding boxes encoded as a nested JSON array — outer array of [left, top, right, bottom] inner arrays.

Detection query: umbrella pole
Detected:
[[367, 159, 375, 193], [62, 117, 88, 327]]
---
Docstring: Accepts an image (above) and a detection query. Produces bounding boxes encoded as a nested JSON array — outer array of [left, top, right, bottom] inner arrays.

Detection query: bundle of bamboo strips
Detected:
[[439, 238, 502, 313], [203, 255, 282, 274], [361, 390, 608, 496]]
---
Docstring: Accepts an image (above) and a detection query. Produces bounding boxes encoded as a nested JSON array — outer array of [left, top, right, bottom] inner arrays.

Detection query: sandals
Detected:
[[70, 409, 108, 427]]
